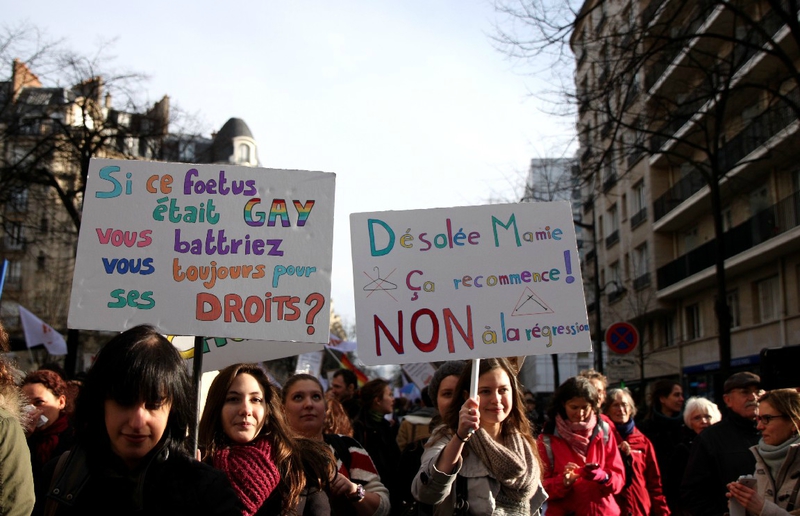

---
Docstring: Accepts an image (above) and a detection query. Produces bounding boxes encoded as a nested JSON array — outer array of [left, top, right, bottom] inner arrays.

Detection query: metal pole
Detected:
[[191, 335, 204, 459]]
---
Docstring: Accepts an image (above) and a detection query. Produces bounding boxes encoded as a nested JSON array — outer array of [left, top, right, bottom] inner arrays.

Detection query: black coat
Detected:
[[679, 412, 760, 516], [34, 444, 240, 516]]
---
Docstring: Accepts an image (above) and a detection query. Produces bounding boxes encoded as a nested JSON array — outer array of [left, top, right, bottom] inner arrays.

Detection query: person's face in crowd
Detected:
[[436, 375, 459, 416], [524, 394, 536, 414], [589, 379, 606, 408], [477, 367, 513, 427], [221, 373, 267, 444], [659, 385, 685, 416], [723, 385, 760, 420], [373, 385, 394, 415], [756, 400, 795, 446], [688, 410, 714, 434], [330, 375, 354, 402], [284, 380, 326, 439], [22, 382, 66, 431], [104, 397, 171, 469], [607, 394, 632, 424], [565, 396, 594, 423]]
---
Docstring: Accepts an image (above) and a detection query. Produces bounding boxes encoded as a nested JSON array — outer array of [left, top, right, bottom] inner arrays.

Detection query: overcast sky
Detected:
[[7, 0, 576, 328]]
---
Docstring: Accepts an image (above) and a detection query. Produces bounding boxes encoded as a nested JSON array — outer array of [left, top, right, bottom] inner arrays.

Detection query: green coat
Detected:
[[0, 405, 35, 516]]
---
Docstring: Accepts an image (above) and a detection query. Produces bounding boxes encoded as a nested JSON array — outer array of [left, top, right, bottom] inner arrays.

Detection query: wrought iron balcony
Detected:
[[605, 230, 620, 248], [634, 272, 651, 290], [630, 207, 648, 228]]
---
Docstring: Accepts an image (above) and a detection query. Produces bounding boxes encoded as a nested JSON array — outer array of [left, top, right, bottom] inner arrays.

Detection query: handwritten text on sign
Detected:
[[69, 159, 335, 342], [350, 202, 590, 365]]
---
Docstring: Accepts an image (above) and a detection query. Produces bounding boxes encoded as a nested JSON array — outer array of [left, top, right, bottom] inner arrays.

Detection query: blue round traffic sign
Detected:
[[605, 322, 639, 354]]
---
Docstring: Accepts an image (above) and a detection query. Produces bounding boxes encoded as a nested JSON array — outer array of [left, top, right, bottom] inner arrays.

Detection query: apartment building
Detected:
[[571, 0, 800, 397]]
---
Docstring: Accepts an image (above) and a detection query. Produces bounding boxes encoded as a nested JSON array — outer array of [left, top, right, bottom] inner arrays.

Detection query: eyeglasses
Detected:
[[756, 414, 790, 424]]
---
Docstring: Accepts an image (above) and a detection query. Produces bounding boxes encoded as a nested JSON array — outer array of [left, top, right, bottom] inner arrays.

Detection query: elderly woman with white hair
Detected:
[[664, 396, 722, 513], [605, 387, 670, 516]]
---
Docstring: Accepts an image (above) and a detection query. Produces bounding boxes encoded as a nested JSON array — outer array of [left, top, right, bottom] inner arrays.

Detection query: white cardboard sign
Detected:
[[350, 202, 591, 365], [69, 159, 335, 344]]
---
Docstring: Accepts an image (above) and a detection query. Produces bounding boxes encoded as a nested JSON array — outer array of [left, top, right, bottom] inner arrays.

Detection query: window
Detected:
[[40, 217, 48, 234], [685, 303, 701, 340], [631, 180, 646, 227], [633, 243, 650, 289], [606, 204, 620, 247], [722, 207, 733, 232], [5, 260, 21, 290], [5, 222, 24, 250], [756, 276, 779, 322], [684, 226, 699, 252], [727, 290, 740, 328], [37, 252, 46, 272], [663, 315, 676, 347], [6, 188, 28, 213], [621, 193, 628, 221], [237, 143, 251, 164]]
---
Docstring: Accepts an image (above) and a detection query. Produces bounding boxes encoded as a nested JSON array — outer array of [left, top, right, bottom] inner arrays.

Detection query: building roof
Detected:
[[209, 117, 254, 163]]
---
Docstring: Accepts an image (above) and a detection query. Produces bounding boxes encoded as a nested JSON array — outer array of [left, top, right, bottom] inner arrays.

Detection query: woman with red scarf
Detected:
[[198, 363, 336, 515], [538, 376, 625, 516], [22, 369, 75, 490]]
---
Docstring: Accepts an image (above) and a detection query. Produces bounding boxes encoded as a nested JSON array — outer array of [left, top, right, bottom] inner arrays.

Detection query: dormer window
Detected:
[[237, 143, 251, 164]]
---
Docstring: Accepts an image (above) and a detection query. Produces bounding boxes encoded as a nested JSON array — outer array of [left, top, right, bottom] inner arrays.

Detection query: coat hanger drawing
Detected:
[[363, 266, 397, 291]]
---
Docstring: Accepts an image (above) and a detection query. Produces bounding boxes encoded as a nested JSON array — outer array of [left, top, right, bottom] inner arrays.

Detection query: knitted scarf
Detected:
[[29, 413, 69, 466], [757, 434, 800, 482], [555, 412, 596, 459], [213, 437, 280, 516], [614, 418, 635, 439], [468, 427, 539, 511]]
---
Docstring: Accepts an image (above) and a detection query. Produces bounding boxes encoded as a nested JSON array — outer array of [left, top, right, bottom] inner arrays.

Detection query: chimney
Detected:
[[11, 59, 42, 102], [105, 92, 112, 109]]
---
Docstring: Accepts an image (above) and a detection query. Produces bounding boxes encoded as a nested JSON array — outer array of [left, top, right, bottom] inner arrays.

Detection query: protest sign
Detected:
[[350, 202, 590, 365], [169, 335, 324, 373], [69, 159, 335, 347]]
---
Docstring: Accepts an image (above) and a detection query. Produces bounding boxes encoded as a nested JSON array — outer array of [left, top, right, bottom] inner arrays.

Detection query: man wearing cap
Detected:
[[680, 372, 762, 515]]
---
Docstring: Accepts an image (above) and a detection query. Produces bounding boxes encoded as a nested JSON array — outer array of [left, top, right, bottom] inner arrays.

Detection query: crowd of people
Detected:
[[1, 322, 799, 515]]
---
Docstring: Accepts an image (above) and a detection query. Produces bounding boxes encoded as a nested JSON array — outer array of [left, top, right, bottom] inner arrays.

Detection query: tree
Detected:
[[493, 0, 800, 389], [0, 23, 196, 373]]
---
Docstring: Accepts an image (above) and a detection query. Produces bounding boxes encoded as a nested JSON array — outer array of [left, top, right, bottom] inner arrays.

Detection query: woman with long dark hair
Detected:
[[36, 324, 240, 515], [412, 357, 546, 515], [199, 363, 335, 515], [539, 376, 624, 516]]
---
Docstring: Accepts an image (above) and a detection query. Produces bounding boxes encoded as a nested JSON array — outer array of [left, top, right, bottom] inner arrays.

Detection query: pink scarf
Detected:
[[213, 437, 280, 516], [555, 412, 597, 459]]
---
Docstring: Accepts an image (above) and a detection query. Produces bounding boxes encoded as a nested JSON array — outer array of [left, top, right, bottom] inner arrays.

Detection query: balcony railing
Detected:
[[718, 90, 800, 172], [634, 272, 651, 290], [657, 190, 800, 289], [608, 288, 625, 303], [631, 207, 648, 228], [653, 171, 707, 222], [605, 230, 620, 248]]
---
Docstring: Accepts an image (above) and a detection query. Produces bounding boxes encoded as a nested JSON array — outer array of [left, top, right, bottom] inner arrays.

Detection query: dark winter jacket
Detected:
[[609, 424, 670, 516], [680, 412, 760, 516], [35, 443, 240, 516], [352, 412, 402, 512]]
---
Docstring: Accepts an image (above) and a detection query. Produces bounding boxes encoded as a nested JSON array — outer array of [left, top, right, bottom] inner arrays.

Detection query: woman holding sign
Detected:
[[538, 376, 625, 516], [411, 357, 547, 515], [199, 363, 335, 515]]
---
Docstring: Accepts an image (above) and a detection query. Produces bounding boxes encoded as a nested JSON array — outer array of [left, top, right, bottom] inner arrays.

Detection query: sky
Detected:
[[7, 0, 577, 328]]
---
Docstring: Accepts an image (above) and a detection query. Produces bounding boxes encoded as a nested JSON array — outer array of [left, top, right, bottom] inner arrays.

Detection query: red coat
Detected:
[[538, 421, 625, 516], [610, 425, 670, 516]]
